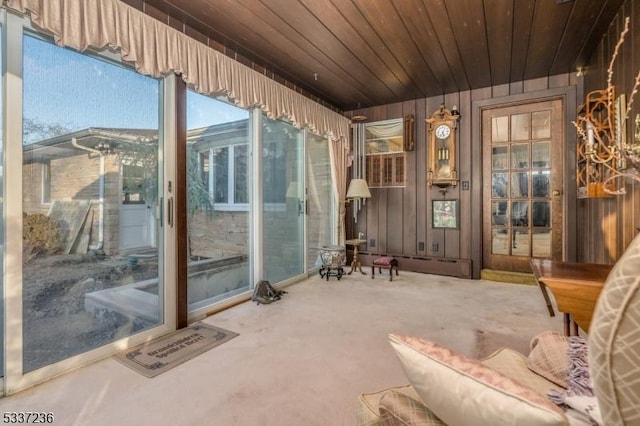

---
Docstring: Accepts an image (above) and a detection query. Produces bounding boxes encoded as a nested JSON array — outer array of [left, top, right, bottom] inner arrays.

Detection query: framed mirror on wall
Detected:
[[363, 118, 407, 188]]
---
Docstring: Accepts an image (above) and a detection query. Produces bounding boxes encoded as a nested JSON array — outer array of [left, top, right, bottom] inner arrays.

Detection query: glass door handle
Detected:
[[167, 196, 174, 227]]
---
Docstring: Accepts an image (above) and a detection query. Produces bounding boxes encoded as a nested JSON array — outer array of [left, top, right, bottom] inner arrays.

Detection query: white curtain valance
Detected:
[[6, 0, 351, 144]]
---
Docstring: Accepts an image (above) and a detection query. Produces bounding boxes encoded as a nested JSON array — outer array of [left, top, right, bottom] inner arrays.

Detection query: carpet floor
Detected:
[[0, 270, 563, 425]]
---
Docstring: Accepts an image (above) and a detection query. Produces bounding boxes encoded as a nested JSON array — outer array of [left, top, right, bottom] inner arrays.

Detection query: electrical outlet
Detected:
[[418, 242, 425, 251], [431, 242, 439, 251], [369, 238, 376, 247]]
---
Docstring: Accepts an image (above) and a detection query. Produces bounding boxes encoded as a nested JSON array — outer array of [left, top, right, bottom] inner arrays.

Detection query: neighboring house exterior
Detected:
[[22, 123, 256, 259], [187, 120, 251, 261], [23, 128, 161, 256], [22, 120, 329, 263]]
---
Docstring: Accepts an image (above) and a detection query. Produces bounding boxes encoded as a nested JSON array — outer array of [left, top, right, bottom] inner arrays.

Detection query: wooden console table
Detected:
[[530, 259, 612, 336]]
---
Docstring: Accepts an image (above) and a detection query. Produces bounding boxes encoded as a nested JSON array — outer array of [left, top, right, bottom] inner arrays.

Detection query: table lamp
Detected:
[[345, 179, 371, 275], [346, 178, 371, 200]]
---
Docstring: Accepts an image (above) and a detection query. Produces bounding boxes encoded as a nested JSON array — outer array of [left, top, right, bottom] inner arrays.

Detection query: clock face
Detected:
[[435, 124, 451, 139]]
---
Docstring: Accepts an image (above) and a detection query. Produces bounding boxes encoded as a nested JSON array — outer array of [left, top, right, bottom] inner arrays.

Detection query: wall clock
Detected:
[[435, 124, 450, 139], [426, 105, 460, 188]]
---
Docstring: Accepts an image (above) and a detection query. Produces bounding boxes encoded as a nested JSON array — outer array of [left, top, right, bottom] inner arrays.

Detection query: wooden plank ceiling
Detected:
[[141, 0, 624, 111]]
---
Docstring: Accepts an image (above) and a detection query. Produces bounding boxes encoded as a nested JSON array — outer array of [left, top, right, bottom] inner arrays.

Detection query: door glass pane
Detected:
[[492, 146, 508, 170], [532, 142, 550, 168], [511, 144, 529, 169], [492, 173, 508, 198], [492, 229, 509, 255], [263, 117, 304, 283], [532, 201, 551, 227], [511, 172, 529, 197], [186, 91, 251, 311], [512, 230, 530, 256], [532, 111, 551, 139], [491, 201, 508, 226], [533, 230, 552, 257], [511, 113, 530, 141], [532, 171, 550, 197], [492, 116, 509, 142], [22, 34, 162, 372], [306, 133, 333, 269], [511, 201, 529, 227]]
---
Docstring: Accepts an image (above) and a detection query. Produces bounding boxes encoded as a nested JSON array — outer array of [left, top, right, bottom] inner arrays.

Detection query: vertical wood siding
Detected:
[[347, 74, 580, 278]]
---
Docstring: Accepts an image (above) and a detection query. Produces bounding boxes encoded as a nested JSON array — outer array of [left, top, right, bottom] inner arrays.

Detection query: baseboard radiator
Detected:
[[357, 252, 472, 279]]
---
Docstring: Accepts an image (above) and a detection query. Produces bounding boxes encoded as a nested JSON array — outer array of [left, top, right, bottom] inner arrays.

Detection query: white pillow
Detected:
[[389, 334, 568, 426]]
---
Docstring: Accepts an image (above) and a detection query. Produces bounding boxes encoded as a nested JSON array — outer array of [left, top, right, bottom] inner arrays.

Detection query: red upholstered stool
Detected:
[[371, 257, 399, 281]]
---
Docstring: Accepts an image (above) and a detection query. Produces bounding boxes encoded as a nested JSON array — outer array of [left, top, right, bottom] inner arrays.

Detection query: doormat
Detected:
[[114, 323, 239, 378]]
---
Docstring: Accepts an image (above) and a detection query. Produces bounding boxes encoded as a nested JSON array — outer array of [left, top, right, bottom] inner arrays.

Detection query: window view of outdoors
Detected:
[[186, 91, 251, 311], [22, 34, 162, 372]]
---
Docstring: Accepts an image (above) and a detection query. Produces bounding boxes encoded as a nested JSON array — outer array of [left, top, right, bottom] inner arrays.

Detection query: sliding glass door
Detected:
[[262, 117, 305, 283], [306, 132, 333, 269], [20, 33, 165, 373], [0, 12, 176, 393], [186, 91, 252, 314]]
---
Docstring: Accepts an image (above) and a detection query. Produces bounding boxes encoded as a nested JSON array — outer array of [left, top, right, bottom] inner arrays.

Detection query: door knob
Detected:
[[552, 189, 561, 196]]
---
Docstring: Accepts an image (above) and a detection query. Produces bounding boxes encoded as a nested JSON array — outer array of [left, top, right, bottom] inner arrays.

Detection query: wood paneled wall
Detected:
[[346, 74, 580, 278], [580, 0, 640, 264]]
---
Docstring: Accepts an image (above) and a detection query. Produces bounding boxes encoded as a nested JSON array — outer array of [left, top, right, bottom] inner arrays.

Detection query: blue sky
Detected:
[[23, 34, 248, 138], [187, 90, 249, 129]]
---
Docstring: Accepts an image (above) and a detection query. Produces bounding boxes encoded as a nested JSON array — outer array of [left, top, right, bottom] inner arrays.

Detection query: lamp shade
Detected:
[[346, 179, 372, 199]]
